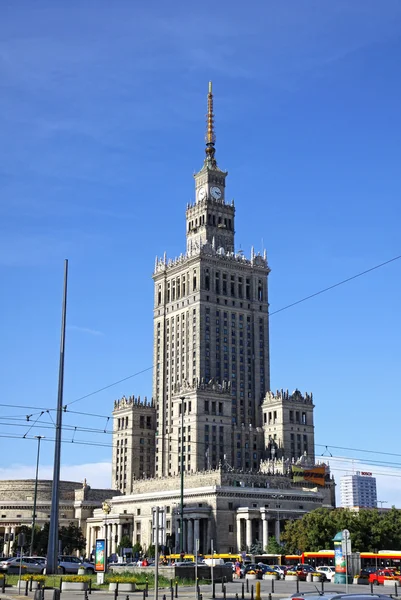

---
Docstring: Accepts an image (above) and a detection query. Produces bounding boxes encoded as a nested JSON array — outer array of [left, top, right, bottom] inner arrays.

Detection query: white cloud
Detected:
[[0, 461, 112, 490]]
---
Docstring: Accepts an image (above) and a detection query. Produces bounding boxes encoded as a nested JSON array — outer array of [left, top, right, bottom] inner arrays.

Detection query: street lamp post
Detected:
[[179, 396, 185, 555], [30, 436, 45, 556]]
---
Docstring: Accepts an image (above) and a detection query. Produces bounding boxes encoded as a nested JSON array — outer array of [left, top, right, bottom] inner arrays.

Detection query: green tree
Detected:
[[265, 536, 283, 554], [281, 508, 401, 554], [117, 535, 132, 555], [59, 522, 86, 554], [147, 544, 155, 558], [132, 542, 143, 558]]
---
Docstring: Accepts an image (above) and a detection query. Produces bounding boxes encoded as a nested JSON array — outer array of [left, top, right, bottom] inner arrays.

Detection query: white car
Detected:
[[316, 566, 335, 581]]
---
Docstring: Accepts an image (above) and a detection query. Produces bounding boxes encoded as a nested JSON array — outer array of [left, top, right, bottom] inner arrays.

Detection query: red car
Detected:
[[294, 564, 325, 581], [369, 569, 401, 584]]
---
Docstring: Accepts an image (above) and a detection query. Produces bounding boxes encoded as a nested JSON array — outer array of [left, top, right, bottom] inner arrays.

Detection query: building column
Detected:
[[275, 519, 280, 544], [111, 524, 117, 555], [10, 526, 15, 555], [236, 518, 242, 552], [205, 519, 211, 554], [193, 519, 200, 553], [4, 526, 10, 556], [183, 519, 187, 553], [262, 516, 268, 551], [246, 518, 252, 550], [118, 523, 123, 550], [109, 524, 114, 556], [187, 519, 194, 555], [86, 526, 91, 557]]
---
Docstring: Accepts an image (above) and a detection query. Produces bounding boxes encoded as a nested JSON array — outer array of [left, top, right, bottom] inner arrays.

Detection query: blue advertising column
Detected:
[[333, 531, 346, 584]]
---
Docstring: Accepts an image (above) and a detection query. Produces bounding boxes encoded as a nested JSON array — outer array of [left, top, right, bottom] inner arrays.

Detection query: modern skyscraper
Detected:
[[340, 472, 377, 508], [153, 82, 271, 477]]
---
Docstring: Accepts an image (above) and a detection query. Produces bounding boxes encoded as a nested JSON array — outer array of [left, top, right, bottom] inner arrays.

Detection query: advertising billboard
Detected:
[[95, 539, 106, 572]]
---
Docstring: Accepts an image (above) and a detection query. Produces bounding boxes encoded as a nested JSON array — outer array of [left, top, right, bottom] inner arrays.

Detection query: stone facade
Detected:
[[152, 84, 270, 477], [262, 389, 315, 463], [112, 395, 156, 494], [87, 467, 334, 555], [101, 83, 335, 556], [0, 479, 119, 557]]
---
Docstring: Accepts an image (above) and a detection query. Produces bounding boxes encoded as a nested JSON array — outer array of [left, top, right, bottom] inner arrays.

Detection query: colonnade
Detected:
[[175, 516, 210, 555], [236, 509, 282, 551], [2, 526, 16, 556], [86, 522, 123, 557]]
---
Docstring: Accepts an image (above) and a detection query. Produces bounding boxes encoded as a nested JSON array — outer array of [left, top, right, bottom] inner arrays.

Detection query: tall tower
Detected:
[[153, 83, 271, 477], [112, 395, 156, 493]]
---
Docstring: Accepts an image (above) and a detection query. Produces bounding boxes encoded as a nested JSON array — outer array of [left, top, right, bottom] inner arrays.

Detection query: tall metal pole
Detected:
[[47, 259, 68, 574], [154, 507, 159, 600], [179, 396, 185, 554], [30, 436, 44, 556]]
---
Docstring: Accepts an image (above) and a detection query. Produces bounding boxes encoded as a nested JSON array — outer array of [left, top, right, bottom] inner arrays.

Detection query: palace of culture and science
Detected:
[[84, 84, 335, 558]]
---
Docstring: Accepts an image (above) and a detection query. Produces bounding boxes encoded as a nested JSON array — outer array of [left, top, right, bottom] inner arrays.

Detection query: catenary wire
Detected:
[[1, 432, 401, 482], [1, 254, 400, 418], [269, 254, 401, 316], [3, 418, 401, 473]]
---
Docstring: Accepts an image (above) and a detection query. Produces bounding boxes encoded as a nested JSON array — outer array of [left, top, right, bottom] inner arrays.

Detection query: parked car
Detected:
[[294, 563, 326, 581], [0, 557, 46, 574], [360, 567, 378, 576], [272, 565, 288, 579], [369, 569, 401, 585], [57, 556, 95, 574], [316, 566, 336, 581], [257, 564, 276, 575]]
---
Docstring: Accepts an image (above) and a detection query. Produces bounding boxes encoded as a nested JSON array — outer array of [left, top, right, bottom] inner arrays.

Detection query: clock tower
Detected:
[[153, 82, 270, 477], [186, 82, 235, 254]]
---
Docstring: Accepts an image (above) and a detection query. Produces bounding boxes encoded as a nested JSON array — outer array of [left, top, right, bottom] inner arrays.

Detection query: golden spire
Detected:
[[205, 81, 217, 166]]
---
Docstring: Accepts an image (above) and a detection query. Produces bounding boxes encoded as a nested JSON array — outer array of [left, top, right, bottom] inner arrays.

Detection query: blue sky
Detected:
[[0, 1, 400, 504]]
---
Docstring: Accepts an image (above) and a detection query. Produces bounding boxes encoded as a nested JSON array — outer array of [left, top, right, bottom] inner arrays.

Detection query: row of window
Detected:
[[157, 270, 267, 305], [187, 213, 233, 232]]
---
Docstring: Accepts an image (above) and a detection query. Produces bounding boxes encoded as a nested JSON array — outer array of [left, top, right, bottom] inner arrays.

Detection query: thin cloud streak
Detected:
[[68, 325, 104, 337]]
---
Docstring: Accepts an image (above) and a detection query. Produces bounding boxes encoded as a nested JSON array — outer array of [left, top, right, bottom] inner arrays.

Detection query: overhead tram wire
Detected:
[[1, 253, 400, 418], [3, 416, 401, 471], [64, 366, 153, 408], [41, 251, 401, 411], [2, 431, 401, 482], [269, 253, 401, 317]]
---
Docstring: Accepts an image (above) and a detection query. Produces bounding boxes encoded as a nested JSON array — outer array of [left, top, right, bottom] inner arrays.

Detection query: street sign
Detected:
[[342, 529, 351, 555], [152, 506, 166, 546]]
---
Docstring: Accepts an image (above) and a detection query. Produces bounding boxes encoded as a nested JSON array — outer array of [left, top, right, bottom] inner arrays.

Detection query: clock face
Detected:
[[198, 186, 206, 201], [210, 186, 222, 200]]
